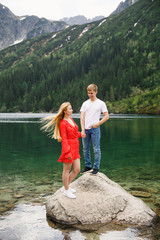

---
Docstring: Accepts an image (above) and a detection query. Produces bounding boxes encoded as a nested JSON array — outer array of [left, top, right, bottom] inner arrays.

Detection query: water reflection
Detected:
[[0, 203, 156, 240], [101, 118, 160, 169]]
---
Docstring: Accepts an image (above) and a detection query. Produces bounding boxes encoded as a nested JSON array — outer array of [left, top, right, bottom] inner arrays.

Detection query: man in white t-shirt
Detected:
[[80, 84, 109, 175]]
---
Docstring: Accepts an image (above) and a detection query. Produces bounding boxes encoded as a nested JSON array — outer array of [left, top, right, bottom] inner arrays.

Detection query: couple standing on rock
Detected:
[[41, 84, 109, 199]]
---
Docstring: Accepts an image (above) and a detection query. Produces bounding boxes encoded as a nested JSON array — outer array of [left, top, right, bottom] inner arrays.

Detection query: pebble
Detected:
[[14, 194, 25, 199], [0, 207, 8, 212], [156, 208, 160, 216]]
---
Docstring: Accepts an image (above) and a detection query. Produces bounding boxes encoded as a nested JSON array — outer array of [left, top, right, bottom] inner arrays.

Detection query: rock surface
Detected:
[[111, 0, 140, 15], [46, 173, 157, 230], [0, 3, 67, 50], [61, 15, 105, 26]]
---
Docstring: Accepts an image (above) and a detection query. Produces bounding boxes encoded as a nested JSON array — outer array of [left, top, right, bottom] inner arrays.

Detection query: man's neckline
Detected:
[[89, 98, 98, 102]]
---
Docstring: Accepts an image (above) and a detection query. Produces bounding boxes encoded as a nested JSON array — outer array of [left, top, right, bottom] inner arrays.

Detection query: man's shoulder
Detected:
[[96, 98, 105, 104], [96, 99, 108, 111], [82, 99, 90, 105]]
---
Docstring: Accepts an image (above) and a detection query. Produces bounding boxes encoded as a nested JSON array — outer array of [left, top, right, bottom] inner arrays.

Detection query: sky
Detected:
[[0, 0, 123, 20]]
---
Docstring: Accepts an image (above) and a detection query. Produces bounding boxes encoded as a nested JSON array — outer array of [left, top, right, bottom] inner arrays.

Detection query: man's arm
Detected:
[[80, 111, 86, 138], [92, 112, 109, 128]]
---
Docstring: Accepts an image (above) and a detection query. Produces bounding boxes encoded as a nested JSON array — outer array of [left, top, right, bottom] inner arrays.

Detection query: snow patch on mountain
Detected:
[[10, 39, 24, 46], [98, 19, 106, 27], [79, 27, 89, 38]]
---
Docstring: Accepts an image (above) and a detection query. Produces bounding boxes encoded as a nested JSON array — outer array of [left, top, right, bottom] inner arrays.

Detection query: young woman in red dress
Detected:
[[41, 102, 83, 199]]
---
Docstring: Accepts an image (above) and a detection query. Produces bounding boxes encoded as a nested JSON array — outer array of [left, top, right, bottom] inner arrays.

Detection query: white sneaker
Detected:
[[63, 189, 76, 199], [69, 187, 76, 193], [61, 186, 76, 193]]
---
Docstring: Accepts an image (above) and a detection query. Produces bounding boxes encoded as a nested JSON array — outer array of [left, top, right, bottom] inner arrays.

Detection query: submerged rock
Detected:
[[46, 173, 157, 230], [130, 191, 151, 198]]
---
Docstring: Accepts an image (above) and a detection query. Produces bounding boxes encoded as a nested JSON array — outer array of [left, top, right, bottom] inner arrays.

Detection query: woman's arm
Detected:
[[60, 122, 72, 158]]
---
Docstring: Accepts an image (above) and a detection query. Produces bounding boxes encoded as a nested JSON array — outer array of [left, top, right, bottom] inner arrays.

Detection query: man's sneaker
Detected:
[[90, 169, 99, 175], [63, 189, 76, 199], [80, 167, 92, 175]]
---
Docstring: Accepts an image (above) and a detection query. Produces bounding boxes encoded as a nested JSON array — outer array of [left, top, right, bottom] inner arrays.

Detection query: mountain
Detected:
[[60, 0, 142, 26], [0, 0, 159, 114], [61, 15, 105, 25], [0, 0, 138, 51], [0, 2, 104, 50], [111, 0, 140, 15], [0, 3, 67, 50]]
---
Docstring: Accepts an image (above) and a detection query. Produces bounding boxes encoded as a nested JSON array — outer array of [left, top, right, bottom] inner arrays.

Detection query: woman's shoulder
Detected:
[[60, 119, 67, 127]]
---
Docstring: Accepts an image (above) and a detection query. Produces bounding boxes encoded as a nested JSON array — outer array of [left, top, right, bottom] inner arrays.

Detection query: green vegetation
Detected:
[[0, 0, 159, 114], [107, 87, 160, 114]]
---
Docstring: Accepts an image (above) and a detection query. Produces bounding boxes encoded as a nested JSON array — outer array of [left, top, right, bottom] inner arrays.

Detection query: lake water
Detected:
[[0, 113, 160, 240]]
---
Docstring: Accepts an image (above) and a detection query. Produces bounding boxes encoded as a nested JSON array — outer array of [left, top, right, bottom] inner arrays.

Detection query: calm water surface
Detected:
[[0, 113, 160, 240]]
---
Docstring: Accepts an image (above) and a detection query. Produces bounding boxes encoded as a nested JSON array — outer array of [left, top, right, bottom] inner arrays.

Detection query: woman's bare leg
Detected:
[[62, 162, 72, 190], [69, 158, 80, 184]]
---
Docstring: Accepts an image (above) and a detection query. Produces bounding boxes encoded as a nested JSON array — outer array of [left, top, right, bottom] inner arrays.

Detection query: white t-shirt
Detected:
[[80, 98, 108, 129]]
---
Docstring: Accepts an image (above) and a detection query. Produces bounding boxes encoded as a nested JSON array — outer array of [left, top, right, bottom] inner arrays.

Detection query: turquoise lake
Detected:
[[0, 113, 160, 240]]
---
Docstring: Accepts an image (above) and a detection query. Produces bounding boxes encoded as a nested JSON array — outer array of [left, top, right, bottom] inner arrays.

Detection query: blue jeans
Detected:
[[82, 127, 101, 170]]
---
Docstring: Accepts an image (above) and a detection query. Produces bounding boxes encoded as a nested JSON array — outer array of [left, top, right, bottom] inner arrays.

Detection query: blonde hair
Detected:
[[41, 102, 71, 141], [87, 84, 98, 92]]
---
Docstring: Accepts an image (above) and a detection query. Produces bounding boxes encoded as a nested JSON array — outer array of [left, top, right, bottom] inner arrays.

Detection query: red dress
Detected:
[[58, 118, 81, 163]]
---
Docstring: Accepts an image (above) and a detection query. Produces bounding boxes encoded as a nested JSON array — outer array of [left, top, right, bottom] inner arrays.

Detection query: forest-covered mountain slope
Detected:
[[0, 0, 159, 114]]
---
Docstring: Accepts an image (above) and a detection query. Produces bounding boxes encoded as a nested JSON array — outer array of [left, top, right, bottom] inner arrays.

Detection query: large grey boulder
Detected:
[[46, 173, 157, 230]]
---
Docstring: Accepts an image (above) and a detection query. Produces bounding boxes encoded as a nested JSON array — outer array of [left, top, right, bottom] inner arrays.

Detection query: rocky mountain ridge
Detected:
[[0, 3, 67, 50], [60, 15, 105, 25], [0, 0, 141, 50], [111, 0, 140, 15]]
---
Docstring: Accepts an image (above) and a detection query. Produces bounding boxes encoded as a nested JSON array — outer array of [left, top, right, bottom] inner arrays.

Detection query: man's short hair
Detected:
[[87, 84, 98, 92]]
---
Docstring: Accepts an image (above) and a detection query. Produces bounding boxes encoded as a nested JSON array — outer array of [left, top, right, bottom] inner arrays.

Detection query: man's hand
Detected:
[[81, 131, 86, 138], [92, 112, 109, 128], [92, 123, 99, 128]]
